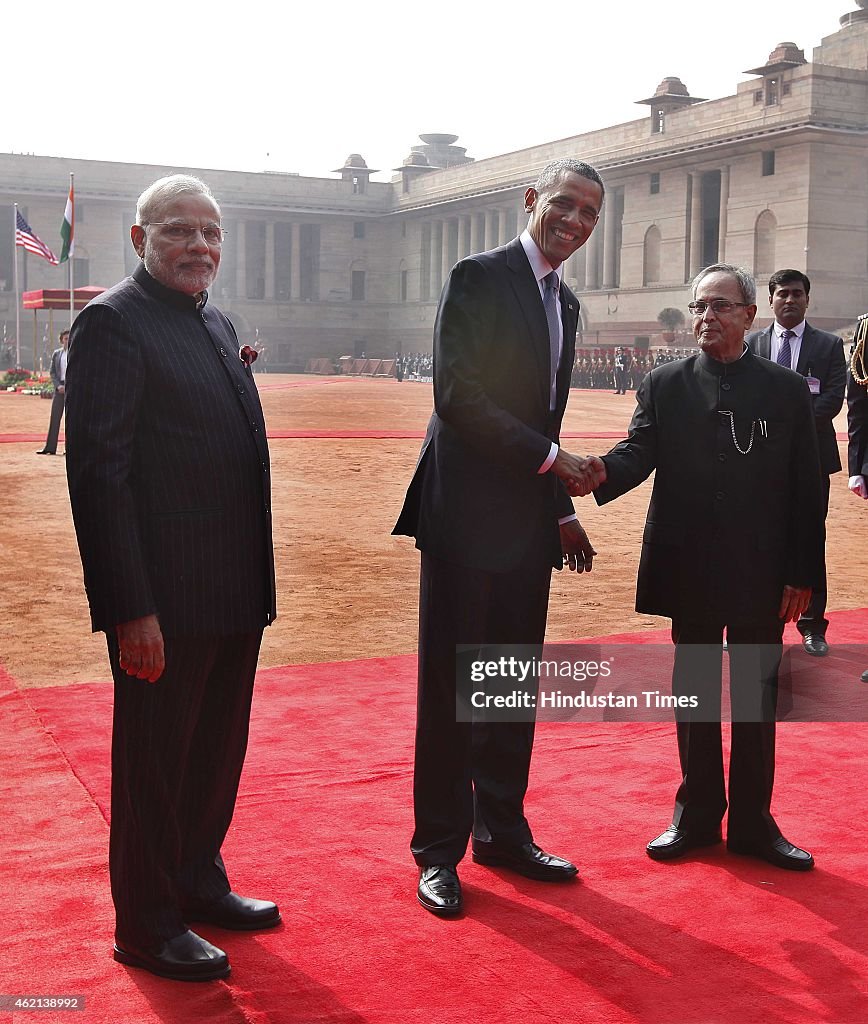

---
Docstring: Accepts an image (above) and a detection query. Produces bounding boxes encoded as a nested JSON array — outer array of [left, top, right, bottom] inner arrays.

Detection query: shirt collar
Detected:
[[132, 261, 209, 312], [774, 319, 805, 339], [520, 229, 561, 287], [697, 343, 751, 376]]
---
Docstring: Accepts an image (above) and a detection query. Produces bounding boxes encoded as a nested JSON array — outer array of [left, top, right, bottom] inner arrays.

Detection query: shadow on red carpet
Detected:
[[2, 613, 868, 1023]]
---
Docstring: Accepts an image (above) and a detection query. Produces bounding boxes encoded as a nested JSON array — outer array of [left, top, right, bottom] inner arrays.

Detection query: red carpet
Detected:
[[2, 615, 868, 1023]]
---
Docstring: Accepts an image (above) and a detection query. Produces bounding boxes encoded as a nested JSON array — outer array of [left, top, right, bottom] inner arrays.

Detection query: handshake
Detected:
[[552, 450, 607, 497]]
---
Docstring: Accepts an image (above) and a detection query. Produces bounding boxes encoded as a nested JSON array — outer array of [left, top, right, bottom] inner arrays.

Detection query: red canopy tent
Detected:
[[22, 286, 105, 311], [19, 287, 105, 372]]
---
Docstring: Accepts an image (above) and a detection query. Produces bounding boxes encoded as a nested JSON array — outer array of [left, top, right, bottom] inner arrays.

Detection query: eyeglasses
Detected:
[[146, 222, 226, 245], [688, 300, 750, 316]]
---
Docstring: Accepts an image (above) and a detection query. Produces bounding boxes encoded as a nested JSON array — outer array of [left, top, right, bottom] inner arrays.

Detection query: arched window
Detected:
[[754, 210, 777, 277], [643, 225, 662, 285]]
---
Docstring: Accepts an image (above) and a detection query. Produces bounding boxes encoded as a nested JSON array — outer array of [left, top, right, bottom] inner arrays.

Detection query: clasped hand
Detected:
[[552, 450, 607, 497]]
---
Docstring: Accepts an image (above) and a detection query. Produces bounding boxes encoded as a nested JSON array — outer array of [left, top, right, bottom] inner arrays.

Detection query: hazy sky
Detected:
[[5, 2, 849, 181]]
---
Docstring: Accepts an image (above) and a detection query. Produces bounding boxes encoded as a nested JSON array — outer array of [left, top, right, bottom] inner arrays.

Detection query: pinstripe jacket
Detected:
[[66, 263, 276, 636]]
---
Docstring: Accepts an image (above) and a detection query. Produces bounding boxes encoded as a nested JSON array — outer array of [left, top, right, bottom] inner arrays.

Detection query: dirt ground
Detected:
[[1, 375, 866, 688]]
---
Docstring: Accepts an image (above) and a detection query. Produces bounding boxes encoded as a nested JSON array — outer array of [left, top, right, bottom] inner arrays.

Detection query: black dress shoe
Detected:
[[802, 633, 829, 657], [35, 449, 54, 455], [472, 840, 578, 881], [418, 865, 462, 915], [646, 825, 722, 861], [113, 929, 229, 982], [182, 891, 281, 930], [860, 669, 868, 683], [727, 835, 814, 871]]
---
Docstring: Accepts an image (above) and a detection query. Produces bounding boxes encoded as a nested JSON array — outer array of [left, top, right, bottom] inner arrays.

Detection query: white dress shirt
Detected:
[[770, 320, 805, 370], [518, 231, 576, 525]]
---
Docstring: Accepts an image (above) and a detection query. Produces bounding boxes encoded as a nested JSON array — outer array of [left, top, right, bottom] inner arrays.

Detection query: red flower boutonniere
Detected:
[[240, 345, 258, 368]]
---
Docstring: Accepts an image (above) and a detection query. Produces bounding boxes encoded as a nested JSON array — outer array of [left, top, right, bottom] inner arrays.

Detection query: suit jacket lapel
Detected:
[[505, 238, 550, 407], [759, 328, 772, 360], [556, 285, 578, 416], [796, 324, 815, 376]]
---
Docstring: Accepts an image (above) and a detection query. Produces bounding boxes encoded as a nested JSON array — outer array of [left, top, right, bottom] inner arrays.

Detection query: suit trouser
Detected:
[[670, 617, 784, 845], [797, 473, 830, 637], [107, 631, 262, 945], [412, 552, 552, 866], [42, 390, 65, 453]]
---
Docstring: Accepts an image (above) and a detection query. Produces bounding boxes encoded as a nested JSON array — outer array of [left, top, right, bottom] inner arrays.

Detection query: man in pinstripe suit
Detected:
[[66, 175, 278, 982]]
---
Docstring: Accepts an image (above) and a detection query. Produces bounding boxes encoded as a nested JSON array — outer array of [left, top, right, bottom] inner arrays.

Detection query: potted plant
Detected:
[[656, 307, 685, 343]]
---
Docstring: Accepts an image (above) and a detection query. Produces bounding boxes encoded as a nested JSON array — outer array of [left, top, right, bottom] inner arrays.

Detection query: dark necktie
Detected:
[[543, 271, 560, 409], [777, 328, 794, 368]]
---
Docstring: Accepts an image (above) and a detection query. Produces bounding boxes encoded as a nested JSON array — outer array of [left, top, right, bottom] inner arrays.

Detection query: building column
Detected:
[[290, 223, 300, 300], [586, 215, 602, 290], [236, 220, 247, 300], [458, 215, 471, 259], [432, 221, 443, 297], [487, 209, 500, 248], [265, 222, 275, 300], [518, 199, 528, 237], [602, 201, 618, 289], [501, 207, 517, 243], [446, 218, 459, 271], [564, 247, 583, 291], [718, 165, 730, 263], [440, 220, 452, 287], [470, 212, 484, 255], [688, 173, 702, 280]]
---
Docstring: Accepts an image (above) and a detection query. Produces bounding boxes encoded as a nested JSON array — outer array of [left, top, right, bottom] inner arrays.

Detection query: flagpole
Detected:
[[68, 173, 75, 328], [13, 204, 20, 368]]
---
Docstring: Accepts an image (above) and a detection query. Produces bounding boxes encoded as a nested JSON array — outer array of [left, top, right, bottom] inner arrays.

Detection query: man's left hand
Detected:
[[560, 520, 596, 573], [779, 585, 811, 622]]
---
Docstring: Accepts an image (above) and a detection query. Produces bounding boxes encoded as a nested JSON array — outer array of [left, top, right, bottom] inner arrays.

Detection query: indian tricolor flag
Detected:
[[59, 177, 74, 263]]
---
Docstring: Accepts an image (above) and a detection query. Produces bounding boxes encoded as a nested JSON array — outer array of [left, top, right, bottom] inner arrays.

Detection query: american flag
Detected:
[[15, 210, 59, 265]]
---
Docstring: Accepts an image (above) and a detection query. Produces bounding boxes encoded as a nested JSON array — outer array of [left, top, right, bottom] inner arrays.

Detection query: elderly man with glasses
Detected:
[[66, 174, 278, 981], [583, 263, 824, 871]]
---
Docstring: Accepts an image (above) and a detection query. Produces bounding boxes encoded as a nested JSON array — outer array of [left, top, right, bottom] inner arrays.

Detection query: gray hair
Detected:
[[533, 159, 605, 202], [692, 263, 756, 305], [135, 174, 219, 225]]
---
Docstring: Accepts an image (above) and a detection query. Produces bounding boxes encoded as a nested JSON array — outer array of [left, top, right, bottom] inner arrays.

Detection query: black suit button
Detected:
[[237, 385, 245, 395], [720, 382, 731, 391], [718, 452, 727, 462], [715, 491, 725, 501], [220, 347, 228, 357]]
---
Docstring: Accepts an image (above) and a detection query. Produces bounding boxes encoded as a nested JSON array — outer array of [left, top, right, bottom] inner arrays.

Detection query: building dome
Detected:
[[418, 134, 459, 146], [764, 41, 806, 64], [343, 153, 368, 168], [654, 76, 689, 97], [403, 152, 430, 167]]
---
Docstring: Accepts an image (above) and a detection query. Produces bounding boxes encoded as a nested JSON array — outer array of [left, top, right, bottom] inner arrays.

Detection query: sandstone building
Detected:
[[1, 6, 866, 370]]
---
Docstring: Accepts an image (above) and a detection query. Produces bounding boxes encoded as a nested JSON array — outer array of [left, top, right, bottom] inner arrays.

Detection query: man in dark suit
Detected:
[[36, 329, 69, 455], [847, 318, 868, 680], [586, 264, 824, 870], [394, 159, 604, 915], [747, 270, 846, 657], [66, 175, 279, 982]]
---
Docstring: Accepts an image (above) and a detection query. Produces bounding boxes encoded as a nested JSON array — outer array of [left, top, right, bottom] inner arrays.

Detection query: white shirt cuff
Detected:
[[557, 513, 578, 526], [538, 442, 558, 475]]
